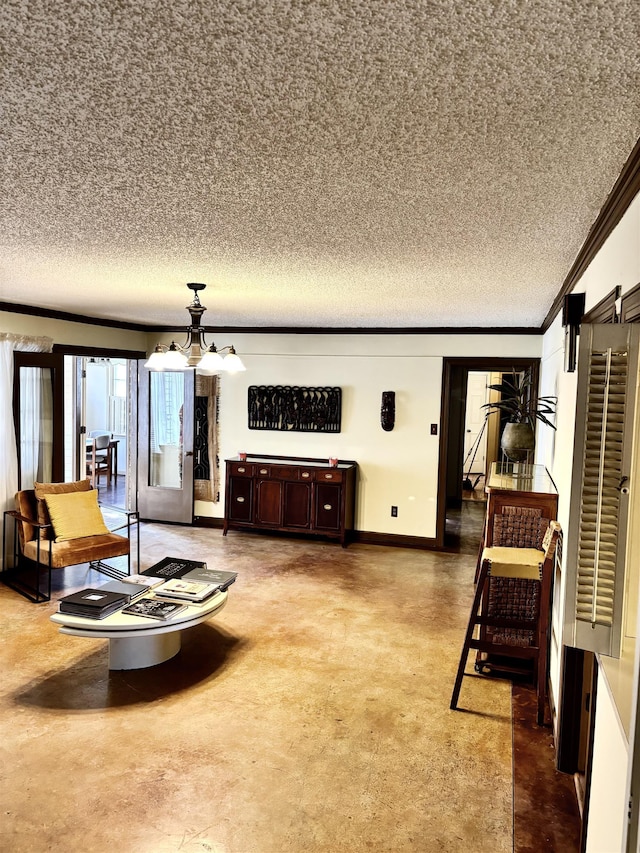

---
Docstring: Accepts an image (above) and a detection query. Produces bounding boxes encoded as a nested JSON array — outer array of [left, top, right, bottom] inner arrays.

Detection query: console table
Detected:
[[483, 462, 559, 550], [223, 455, 357, 546]]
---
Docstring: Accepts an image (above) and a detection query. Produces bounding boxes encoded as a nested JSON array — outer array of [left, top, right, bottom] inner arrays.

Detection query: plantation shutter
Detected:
[[564, 323, 640, 657]]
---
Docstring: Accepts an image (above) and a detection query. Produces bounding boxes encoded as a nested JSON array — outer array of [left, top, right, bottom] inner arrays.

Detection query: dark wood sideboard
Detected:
[[223, 455, 358, 546]]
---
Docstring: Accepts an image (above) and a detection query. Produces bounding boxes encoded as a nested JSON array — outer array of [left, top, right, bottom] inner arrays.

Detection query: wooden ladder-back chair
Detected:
[[86, 431, 113, 487], [450, 520, 561, 725], [2, 479, 139, 602]]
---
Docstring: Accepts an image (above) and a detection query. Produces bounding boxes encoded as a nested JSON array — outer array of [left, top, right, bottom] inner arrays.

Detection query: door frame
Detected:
[[52, 343, 145, 501], [436, 356, 540, 547]]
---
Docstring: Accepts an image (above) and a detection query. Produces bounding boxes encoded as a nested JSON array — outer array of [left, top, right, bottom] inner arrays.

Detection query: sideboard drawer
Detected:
[[229, 462, 253, 477], [271, 466, 298, 480], [315, 469, 343, 483]]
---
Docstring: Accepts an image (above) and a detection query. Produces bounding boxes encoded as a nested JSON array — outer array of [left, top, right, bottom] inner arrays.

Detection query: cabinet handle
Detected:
[[302, 472, 310, 478], [238, 467, 246, 473], [324, 473, 333, 479], [236, 496, 245, 503], [260, 468, 268, 474], [323, 504, 332, 510]]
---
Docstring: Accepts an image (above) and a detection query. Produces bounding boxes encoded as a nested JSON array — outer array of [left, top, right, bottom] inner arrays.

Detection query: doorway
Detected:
[[437, 356, 540, 550], [74, 356, 132, 509]]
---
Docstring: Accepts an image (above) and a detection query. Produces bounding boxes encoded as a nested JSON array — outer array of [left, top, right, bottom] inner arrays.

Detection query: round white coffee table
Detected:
[[50, 590, 228, 670]]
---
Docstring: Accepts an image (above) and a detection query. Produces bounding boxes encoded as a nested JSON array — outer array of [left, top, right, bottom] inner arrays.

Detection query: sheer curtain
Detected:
[[0, 334, 53, 519]]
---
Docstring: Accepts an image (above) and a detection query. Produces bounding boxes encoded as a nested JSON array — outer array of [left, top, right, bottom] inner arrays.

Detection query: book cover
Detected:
[[121, 573, 166, 589], [141, 557, 206, 580], [154, 578, 219, 602], [182, 567, 238, 590], [98, 580, 149, 601], [122, 598, 187, 620], [59, 588, 128, 609]]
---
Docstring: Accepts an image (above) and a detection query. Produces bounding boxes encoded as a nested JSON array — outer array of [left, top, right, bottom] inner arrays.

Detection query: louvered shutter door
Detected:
[[564, 323, 640, 657]]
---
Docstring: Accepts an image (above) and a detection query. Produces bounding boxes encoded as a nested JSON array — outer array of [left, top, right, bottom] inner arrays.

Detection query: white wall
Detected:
[[540, 192, 640, 850], [586, 671, 629, 853], [0, 310, 148, 352], [186, 332, 541, 537]]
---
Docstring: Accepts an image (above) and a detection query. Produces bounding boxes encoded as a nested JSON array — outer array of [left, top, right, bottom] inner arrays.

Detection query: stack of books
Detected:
[[98, 579, 151, 602], [58, 588, 129, 619], [141, 557, 238, 595], [153, 578, 223, 605]]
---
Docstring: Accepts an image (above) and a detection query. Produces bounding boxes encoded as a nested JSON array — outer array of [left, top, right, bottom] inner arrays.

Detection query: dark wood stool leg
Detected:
[[536, 566, 553, 725], [450, 562, 489, 711]]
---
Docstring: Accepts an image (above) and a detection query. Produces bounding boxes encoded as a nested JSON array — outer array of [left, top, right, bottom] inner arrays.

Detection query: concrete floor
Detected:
[[2, 523, 524, 852]]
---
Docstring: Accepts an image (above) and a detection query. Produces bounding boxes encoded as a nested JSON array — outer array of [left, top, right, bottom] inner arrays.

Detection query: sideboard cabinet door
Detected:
[[255, 478, 283, 526], [283, 481, 312, 528], [314, 483, 341, 531]]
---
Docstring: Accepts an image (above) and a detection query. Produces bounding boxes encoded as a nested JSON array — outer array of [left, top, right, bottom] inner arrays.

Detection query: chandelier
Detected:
[[144, 282, 246, 374]]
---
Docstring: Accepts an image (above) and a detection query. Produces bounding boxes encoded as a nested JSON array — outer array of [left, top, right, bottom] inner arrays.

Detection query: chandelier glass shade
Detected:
[[144, 283, 246, 374]]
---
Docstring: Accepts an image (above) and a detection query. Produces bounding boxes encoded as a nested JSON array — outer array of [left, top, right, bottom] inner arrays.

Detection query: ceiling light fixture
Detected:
[[144, 283, 246, 374]]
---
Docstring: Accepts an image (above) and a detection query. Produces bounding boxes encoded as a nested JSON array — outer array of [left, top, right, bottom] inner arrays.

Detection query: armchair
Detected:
[[2, 479, 139, 602]]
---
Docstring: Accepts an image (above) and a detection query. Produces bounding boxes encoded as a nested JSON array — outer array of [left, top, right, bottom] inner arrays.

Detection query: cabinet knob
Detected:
[[238, 466, 245, 473], [324, 473, 333, 479], [323, 504, 332, 510], [260, 468, 268, 474], [236, 496, 245, 503], [302, 472, 310, 478]]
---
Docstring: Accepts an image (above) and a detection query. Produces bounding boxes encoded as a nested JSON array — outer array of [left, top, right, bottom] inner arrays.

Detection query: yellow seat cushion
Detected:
[[481, 546, 545, 580], [43, 490, 110, 542]]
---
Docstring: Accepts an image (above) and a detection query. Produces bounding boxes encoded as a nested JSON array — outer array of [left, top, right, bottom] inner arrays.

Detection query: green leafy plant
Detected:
[[482, 369, 557, 430]]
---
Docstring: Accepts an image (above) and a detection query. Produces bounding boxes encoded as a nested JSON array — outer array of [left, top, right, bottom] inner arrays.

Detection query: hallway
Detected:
[[1, 521, 579, 852]]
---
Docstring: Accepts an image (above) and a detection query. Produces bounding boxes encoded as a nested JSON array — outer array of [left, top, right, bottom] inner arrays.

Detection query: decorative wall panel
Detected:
[[248, 385, 342, 432]]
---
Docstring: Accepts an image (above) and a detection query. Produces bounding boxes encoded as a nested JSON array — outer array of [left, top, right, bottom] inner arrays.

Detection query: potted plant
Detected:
[[482, 369, 557, 462]]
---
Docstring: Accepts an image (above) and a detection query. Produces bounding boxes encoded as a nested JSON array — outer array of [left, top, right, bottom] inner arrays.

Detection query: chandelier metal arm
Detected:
[[144, 283, 246, 374]]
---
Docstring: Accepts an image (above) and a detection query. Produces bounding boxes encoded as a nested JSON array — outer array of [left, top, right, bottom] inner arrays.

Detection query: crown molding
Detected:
[[542, 136, 640, 333]]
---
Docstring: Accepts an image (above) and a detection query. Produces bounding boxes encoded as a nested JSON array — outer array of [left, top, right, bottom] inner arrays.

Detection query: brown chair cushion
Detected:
[[23, 533, 130, 569], [15, 490, 38, 548], [34, 479, 92, 540]]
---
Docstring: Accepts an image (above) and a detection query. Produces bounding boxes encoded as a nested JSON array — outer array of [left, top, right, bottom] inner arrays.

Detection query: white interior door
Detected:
[[137, 362, 195, 523], [463, 371, 489, 475]]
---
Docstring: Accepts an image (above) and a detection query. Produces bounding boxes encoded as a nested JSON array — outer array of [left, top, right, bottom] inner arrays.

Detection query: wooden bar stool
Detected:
[[450, 521, 561, 725]]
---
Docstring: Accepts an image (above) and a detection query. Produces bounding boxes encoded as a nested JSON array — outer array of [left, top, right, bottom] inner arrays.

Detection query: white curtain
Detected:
[[0, 334, 53, 518], [19, 367, 53, 486]]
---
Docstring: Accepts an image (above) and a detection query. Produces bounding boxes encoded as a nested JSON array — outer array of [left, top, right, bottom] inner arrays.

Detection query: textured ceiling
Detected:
[[1, 0, 640, 330]]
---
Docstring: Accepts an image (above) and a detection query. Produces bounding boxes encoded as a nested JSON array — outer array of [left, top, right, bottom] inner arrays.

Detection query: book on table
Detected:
[[141, 557, 207, 580], [97, 579, 150, 602], [154, 578, 221, 603], [121, 598, 187, 620], [120, 573, 166, 590], [181, 567, 238, 591], [58, 588, 128, 619]]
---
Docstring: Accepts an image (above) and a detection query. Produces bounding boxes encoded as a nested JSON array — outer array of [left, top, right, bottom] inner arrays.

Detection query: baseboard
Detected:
[[192, 518, 438, 550], [193, 515, 222, 526], [353, 530, 439, 549]]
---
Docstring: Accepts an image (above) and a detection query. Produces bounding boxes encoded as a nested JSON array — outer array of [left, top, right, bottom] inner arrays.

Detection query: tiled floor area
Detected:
[[1, 496, 580, 852]]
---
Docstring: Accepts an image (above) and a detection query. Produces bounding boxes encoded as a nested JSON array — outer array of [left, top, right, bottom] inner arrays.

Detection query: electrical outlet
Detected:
[[431, 423, 438, 435], [391, 505, 398, 517]]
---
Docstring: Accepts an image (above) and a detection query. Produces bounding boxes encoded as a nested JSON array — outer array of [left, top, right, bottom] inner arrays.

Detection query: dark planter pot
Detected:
[[501, 422, 535, 462]]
